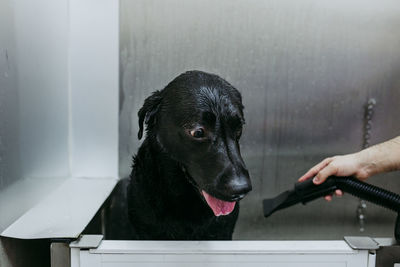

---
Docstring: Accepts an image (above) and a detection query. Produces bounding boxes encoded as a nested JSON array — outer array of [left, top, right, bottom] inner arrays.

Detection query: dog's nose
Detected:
[[229, 178, 252, 199], [223, 171, 252, 201], [217, 167, 252, 201]]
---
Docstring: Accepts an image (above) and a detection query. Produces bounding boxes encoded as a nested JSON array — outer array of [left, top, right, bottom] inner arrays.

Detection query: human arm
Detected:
[[298, 136, 400, 200]]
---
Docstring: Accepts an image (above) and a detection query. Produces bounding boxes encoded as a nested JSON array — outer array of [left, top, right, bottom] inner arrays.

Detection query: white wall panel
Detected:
[[14, 0, 70, 178], [69, 0, 119, 178]]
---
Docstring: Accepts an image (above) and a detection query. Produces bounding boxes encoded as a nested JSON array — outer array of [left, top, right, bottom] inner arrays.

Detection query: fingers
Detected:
[[324, 190, 343, 202], [335, 189, 343, 196], [313, 162, 338, 184], [298, 156, 345, 203], [298, 158, 333, 182]]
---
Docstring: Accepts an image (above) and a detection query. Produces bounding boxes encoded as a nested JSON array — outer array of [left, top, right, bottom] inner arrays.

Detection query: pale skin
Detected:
[[298, 136, 400, 201]]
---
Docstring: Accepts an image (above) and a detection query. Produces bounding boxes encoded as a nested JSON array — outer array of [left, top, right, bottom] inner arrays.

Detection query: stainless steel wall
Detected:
[[0, 0, 20, 191], [119, 0, 400, 239], [0, 1, 69, 265]]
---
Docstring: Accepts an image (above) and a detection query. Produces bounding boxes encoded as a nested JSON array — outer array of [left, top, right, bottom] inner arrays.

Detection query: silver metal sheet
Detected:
[[0, 0, 119, 241], [344, 236, 379, 250], [119, 0, 400, 239], [0, 0, 21, 191], [69, 0, 119, 178], [0, 177, 66, 233], [14, 0, 70, 179], [70, 235, 103, 249], [1, 177, 117, 239]]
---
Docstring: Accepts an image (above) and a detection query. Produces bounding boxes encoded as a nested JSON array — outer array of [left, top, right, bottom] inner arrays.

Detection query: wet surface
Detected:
[[118, 0, 400, 240]]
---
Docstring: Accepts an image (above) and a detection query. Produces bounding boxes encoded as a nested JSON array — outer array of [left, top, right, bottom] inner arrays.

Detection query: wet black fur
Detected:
[[121, 71, 250, 240]]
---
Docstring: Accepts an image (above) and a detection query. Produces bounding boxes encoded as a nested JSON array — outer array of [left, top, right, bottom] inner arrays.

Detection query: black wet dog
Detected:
[[127, 70, 251, 240]]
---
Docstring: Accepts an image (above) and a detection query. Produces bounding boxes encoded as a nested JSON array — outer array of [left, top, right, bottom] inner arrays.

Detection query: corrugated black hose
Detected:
[[263, 176, 400, 242]]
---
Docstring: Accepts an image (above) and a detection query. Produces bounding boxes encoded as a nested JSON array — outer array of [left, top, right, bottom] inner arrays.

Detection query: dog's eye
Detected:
[[190, 128, 205, 138]]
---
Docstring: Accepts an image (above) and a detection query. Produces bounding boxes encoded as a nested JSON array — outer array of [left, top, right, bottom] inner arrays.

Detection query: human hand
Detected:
[[298, 153, 370, 201]]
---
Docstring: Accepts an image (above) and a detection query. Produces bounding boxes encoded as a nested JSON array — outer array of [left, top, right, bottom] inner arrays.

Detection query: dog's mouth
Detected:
[[181, 165, 239, 216], [182, 166, 239, 217], [201, 190, 236, 216]]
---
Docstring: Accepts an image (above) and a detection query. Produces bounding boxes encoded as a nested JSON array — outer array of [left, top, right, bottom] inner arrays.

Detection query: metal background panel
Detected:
[[13, 0, 70, 179], [0, 0, 120, 239], [119, 0, 400, 239], [69, 0, 119, 178], [0, 0, 20, 191]]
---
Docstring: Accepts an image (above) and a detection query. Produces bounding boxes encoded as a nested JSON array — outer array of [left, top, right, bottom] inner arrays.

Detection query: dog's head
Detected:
[[138, 70, 252, 216]]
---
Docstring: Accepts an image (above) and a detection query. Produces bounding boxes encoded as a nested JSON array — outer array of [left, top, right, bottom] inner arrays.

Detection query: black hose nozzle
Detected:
[[263, 176, 400, 242]]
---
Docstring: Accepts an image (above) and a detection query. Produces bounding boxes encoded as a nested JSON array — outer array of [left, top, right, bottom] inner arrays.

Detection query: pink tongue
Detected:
[[202, 190, 236, 216]]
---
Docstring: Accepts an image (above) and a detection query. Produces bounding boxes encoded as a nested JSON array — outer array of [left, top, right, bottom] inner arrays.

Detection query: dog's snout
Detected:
[[229, 177, 252, 197], [217, 167, 252, 201]]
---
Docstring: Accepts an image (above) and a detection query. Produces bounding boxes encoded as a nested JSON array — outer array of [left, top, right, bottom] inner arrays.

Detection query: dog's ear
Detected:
[[232, 89, 244, 115], [137, 90, 163, 140]]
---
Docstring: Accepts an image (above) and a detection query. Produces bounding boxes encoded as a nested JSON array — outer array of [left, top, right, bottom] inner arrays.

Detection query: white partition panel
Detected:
[[69, 0, 119, 178], [70, 240, 375, 267]]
